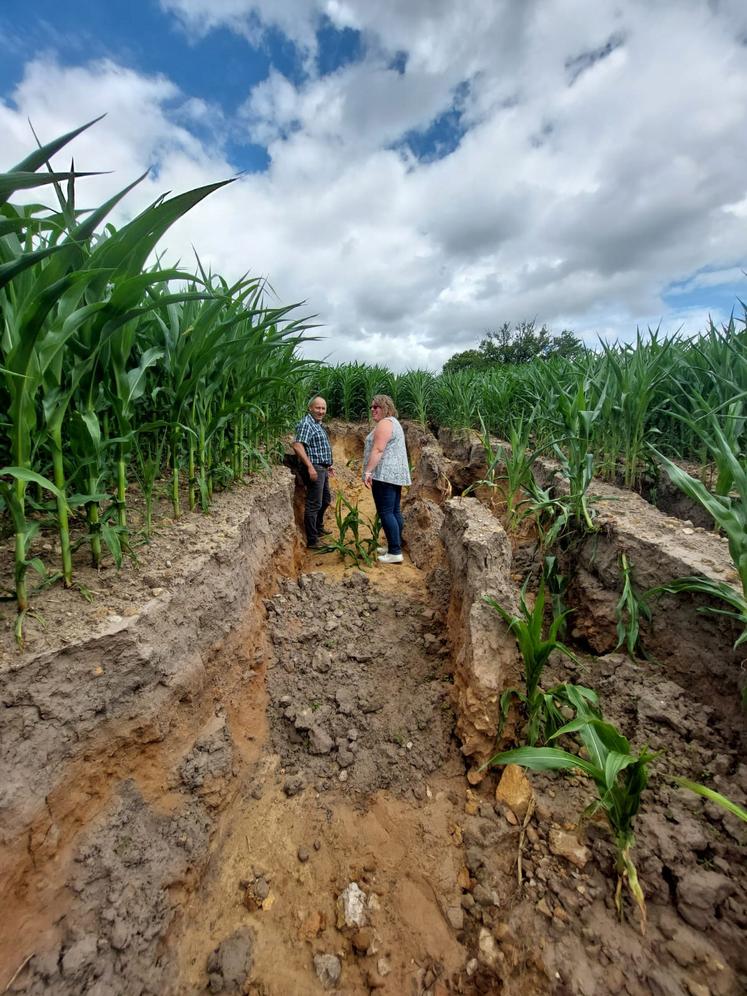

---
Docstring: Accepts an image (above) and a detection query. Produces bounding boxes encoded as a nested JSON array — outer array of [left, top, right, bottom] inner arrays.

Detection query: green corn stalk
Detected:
[[323, 492, 375, 567], [132, 421, 168, 539], [488, 717, 661, 932], [484, 578, 583, 745], [542, 554, 570, 635], [550, 378, 604, 533], [397, 369, 435, 425], [598, 329, 673, 488], [462, 413, 539, 529], [433, 370, 483, 429], [614, 552, 652, 658]]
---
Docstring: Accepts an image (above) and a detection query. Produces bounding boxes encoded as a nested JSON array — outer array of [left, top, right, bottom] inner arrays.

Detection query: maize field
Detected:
[[1, 121, 745, 996]]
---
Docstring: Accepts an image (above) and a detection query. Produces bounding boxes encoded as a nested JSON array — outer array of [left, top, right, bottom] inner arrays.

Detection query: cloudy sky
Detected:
[[2, 0, 746, 370]]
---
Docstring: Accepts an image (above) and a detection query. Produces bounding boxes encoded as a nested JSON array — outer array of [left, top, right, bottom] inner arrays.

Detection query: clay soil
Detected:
[[1, 427, 745, 996]]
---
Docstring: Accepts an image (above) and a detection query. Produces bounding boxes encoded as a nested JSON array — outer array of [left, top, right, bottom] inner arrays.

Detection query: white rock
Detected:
[[339, 882, 367, 927], [478, 927, 500, 968]]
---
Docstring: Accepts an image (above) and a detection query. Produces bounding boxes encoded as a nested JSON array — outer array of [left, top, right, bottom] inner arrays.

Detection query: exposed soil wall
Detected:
[[0, 468, 298, 993], [533, 466, 744, 715], [437, 427, 745, 716], [441, 498, 521, 773]]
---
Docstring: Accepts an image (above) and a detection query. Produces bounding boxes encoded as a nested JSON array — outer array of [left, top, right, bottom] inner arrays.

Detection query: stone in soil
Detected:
[[206, 928, 254, 993], [313, 953, 341, 989]]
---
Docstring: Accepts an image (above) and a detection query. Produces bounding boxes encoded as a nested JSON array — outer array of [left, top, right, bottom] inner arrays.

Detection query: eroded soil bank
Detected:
[[1, 423, 745, 996]]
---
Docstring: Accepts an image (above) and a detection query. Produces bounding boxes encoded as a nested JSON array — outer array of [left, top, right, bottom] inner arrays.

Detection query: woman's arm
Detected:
[[363, 420, 393, 486]]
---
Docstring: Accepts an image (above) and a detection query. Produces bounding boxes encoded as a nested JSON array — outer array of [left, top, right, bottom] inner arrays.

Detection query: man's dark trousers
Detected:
[[304, 463, 331, 543]]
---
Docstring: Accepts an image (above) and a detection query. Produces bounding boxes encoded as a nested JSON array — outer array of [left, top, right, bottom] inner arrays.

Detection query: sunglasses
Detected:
[[370, 404, 381, 410]]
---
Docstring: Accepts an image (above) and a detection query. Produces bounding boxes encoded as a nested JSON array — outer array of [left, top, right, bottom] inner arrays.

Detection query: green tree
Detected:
[[443, 321, 584, 372], [442, 348, 487, 374]]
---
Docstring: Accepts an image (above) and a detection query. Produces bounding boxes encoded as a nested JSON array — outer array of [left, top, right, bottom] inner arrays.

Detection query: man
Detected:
[[292, 396, 334, 549]]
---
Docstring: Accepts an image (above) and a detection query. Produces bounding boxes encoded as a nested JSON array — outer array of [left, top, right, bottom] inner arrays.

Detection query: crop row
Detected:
[[308, 319, 746, 491], [0, 119, 312, 642]]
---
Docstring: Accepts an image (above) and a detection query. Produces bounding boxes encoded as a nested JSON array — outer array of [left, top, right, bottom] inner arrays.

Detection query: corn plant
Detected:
[[132, 422, 169, 539], [484, 578, 593, 745], [433, 370, 484, 429], [396, 369, 435, 425], [549, 378, 604, 532], [464, 413, 539, 531], [323, 492, 378, 567], [522, 478, 572, 551], [597, 330, 673, 487], [489, 716, 661, 932], [1, 121, 312, 643], [614, 552, 652, 658], [650, 432, 747, 647], [542, 554, 570, 636]]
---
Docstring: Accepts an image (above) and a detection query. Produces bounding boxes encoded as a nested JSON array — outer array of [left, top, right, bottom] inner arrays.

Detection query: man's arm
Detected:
[[292, 440, 318, 481]]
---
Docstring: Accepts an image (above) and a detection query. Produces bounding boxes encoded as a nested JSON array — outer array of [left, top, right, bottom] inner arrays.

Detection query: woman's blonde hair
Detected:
[[371, 394, 397, 418]]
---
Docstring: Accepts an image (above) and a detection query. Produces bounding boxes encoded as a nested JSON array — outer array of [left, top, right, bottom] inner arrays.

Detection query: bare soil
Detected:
[[0, 424, 745, 996]]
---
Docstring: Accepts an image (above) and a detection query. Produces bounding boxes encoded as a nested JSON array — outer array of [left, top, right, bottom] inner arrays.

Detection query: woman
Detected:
[[362, 394, 411, 564]]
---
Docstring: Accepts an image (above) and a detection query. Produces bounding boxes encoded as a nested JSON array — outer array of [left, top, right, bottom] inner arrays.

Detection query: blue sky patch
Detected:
[[0, 0, 301, 173], [315, 17, 363, 76], [396, 80, 470, 164], [663, 267, 747, 319]]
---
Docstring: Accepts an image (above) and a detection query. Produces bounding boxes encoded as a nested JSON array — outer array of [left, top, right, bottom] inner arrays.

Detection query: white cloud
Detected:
[[2, 1, 747, 371]]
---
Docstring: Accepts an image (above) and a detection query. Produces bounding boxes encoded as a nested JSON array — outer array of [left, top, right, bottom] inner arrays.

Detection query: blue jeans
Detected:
[[371, 480, 403, 554], [304, 464, 331, 543]]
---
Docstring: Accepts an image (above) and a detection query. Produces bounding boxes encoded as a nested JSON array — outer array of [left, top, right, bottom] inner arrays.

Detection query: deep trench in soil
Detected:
[[1, 423, 745, 996]]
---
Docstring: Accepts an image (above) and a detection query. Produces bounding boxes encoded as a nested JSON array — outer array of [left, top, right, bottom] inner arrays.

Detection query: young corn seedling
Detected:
[[324, 492, 375, 567], [488, 716, 661, 932], [614, 552, 652, 658], [542, 554, 570, 637], [465, 414, 539, 532], [550, 378, 604, 533], [484, 578, 594, 746]]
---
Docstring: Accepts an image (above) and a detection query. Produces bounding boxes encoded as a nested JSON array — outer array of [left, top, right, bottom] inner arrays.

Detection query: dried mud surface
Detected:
[[1, 423, 745, 996], [0, 471, 295, 663]]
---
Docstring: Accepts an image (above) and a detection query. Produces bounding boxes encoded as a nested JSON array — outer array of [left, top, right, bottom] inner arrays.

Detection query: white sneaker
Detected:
[[376, 546, 388, 555], [378, 553, 403, 564]]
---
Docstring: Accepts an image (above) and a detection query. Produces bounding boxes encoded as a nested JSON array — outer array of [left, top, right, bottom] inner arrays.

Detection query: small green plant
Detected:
[[523, 478, 573, 551], [323, 493, 379, 567], [542, 554, 570, 636], [132, 422, 169, 539], [499, 416, 541, 530], [488, 715, 661, 932], [484, 578, 592, 745], [614, 552, 652, 657], [465, 414, 539, 532], [463, 413, 502, 493]]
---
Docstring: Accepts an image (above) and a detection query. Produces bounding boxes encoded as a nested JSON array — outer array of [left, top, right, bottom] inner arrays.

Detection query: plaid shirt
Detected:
[[294, 413, 333, 465]]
